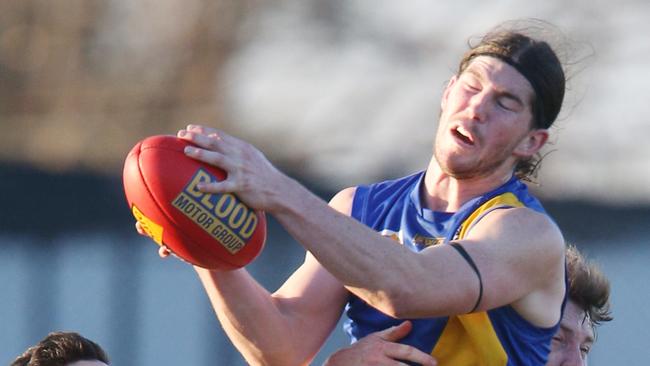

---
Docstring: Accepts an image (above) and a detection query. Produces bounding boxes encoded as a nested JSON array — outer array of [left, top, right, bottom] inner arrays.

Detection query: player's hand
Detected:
[[323, 321, 437, 366], [176, 124, 292, 212], [134, 222, 173, 258]]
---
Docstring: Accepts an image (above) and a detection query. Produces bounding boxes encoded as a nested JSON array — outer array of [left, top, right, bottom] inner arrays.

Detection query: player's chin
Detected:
[[438, 158, 476, 177]]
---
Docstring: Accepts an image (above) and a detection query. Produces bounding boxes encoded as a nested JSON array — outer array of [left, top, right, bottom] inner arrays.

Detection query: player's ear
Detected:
[[441, 75, 458, 110], [514, 128, 549, 158]]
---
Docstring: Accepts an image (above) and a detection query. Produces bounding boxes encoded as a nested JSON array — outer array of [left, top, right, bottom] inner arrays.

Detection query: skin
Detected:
[[325, 300, 595, 366], [546, 301, 595, 366], [323, 321, 437, 366], [142, 55, 565, 365]]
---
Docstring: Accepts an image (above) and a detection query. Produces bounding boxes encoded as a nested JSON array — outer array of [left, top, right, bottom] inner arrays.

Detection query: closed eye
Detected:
[[463, 81, 480, 92], [460, 72, 481, 92], [497, 98, 517, 111], [497, 94, 522, 112]]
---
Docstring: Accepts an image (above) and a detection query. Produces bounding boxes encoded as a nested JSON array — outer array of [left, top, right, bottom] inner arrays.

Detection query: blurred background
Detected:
[[1, 0, 649, 365]]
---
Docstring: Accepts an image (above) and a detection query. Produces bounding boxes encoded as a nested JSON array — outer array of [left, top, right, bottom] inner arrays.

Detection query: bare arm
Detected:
[[140, 190, 349, 365], [193, 187, 352, 366], [273, 185, 565, 325], [178, 125, 565, 327], [196, 252, 348, 366]]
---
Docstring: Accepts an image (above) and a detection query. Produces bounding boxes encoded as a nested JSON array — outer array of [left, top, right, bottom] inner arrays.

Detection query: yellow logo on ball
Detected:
[[132, 205, 164, 246], [172, 168, 257, 254]]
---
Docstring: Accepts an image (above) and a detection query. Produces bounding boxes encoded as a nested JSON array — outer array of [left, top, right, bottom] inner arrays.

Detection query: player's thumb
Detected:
[[381, 321, 413, 342]]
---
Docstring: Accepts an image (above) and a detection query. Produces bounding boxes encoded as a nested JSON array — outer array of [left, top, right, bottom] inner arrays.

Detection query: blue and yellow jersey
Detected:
[[344, 171, 561, 366]]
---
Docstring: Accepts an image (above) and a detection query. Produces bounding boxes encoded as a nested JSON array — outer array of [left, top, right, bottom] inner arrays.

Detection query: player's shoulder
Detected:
[[484, 205, 558, 227], [472, 206, 564, 251], [330, 186, 357, 204], [328, 186, 358, 216]]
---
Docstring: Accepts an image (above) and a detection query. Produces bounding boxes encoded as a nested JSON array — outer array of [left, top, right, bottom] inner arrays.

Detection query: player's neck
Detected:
[[422, 159, 514, 212]]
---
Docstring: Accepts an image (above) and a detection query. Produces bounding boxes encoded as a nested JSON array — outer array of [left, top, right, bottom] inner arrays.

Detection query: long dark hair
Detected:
[[457, 20, 567, 181]]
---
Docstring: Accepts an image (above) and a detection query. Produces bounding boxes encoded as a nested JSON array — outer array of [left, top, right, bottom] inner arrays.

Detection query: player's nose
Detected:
[[466, 92, 488, 123]]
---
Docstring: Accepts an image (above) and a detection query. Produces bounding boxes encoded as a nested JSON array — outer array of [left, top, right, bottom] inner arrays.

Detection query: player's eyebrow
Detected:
[[559, 324, 575, 335], [465, 68, 526, 108]]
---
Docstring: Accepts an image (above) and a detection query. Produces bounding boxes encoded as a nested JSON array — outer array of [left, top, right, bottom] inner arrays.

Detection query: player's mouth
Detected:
[[452, 126, 475, 147]]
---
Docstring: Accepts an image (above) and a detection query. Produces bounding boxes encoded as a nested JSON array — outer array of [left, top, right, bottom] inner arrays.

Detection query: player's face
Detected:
[[545, 300, 595, 366], [434, 56, 539, 179]]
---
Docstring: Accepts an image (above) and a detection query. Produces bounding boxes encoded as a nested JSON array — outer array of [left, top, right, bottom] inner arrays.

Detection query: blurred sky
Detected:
[[1, 0, 649, 204]]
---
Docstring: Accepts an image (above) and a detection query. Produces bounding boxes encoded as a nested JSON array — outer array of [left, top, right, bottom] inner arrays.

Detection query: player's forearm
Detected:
[[195, 267, 305, 365]]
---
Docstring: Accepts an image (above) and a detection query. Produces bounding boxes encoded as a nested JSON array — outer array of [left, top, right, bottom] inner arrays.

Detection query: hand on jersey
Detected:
[[323, 321, 437, 366]]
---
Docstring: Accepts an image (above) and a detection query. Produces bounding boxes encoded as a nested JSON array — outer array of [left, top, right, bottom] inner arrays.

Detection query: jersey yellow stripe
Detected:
[[432, 312, 508, 366], [456, 192, 524, 240], [432, 193, 525, 365]]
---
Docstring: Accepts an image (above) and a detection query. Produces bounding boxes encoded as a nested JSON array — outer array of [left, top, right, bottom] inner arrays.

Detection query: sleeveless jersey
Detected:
[[344, 171, 561, 366]]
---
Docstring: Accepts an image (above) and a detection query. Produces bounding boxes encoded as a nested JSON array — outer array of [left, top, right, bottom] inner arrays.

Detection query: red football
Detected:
[[123, 135, 266, 270]]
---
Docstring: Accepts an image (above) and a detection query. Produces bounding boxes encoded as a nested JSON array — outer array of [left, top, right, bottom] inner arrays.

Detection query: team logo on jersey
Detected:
[[378, 230, 443, 248], [413, 234, 444, 247], [379, 229, 402, 244]]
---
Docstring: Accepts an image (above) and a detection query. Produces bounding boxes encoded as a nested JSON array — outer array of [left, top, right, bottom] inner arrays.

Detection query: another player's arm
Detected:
[[273, 186, 565, 326], [323, 321, 437, 366]]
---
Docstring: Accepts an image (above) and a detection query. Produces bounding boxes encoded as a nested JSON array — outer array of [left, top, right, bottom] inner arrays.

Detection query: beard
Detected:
[[433, 141, 516, 180]]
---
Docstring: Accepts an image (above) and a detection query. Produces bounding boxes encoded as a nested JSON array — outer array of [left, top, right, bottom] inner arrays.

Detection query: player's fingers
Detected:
[[179, 127, 240, 153], [185, 124, 219, 136], [135, 221, 146, 235], [183, 145, 236, 172], [177, 129, 225, 152], [380, 321, 413, 342], [183, 146, 239, 194], [384, 343, 437, 366], [195, 179, 238, 194], [158, 245, 172, 258]]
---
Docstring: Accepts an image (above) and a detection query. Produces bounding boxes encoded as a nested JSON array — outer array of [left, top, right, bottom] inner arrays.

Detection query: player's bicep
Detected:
[[457, 208, 565, 314], [403, 208, 563, 319]]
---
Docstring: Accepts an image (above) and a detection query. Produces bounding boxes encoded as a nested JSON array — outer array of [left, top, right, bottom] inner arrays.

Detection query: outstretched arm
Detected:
[[272, 181, 564, 325], [179, 125, 565, 326]]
